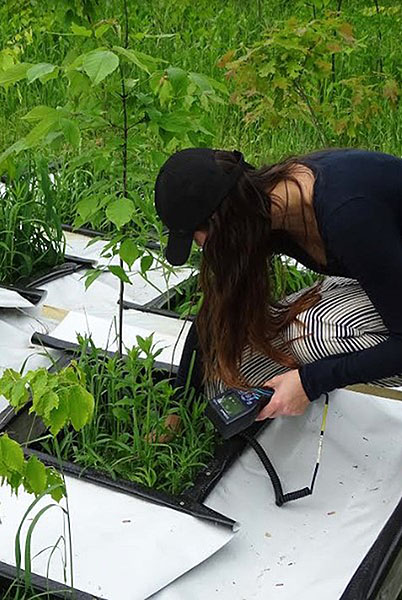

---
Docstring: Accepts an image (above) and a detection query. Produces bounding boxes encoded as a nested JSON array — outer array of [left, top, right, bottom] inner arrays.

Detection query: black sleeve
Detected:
[[299, 198, 402, 400]]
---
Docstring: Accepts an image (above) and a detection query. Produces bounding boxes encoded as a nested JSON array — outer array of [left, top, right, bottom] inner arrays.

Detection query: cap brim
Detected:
[[165, 231, 193, 266]]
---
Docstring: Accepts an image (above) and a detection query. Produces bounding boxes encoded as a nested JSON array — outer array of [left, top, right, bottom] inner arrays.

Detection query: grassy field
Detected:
[[1, 1, 401, 198]]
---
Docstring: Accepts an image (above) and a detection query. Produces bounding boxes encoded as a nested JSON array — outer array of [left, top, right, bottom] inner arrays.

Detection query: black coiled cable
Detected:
[[240, 393, 329, 507], [240, 431, 311, 507]]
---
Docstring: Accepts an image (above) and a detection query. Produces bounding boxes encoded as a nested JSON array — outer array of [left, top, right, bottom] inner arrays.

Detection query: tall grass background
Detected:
[[1, 0, 401, 186]]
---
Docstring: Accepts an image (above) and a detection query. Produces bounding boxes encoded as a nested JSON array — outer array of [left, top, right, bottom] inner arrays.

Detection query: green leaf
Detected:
[[0, 140, 26, 166], [26, 63, 56, 84], [75, 195, 100, 223], [0, 434, 24, 474], [141, 255, 153, 274], [60, 118, 81, 147], [71, 22, 92, 37], [166, 67, 188, 93], [47, 469, 65, 502], [0, 63, 32, 86], [47, 395, 69, 435], [208, 76, 228, 95], [0, 50, 14, 71], [112, 407, 130, 422], [149, 70, 164, 94], [24, 117, 58, 148], [11, 380, 29, 410], [136, 334, 154, 355], [0, 368, 21, 400], [25, 456, 47, 494], [158, 79, 173, 106], [68, 70, 90, 97], [108, 265, 131, 284], [95, 23, 111, 38], [82, 49, 119, 85], [68, 385, 94, 431], [27, 369, 48, 396], [189, 72, 213, 92], [124, 77, 139, 90], [84, 268, 103, 290], [106, 197, 135, 229], [22, 105, 58, 122], [158, 112, 192, 133], [119, 238, 139, 268], [31, 390, 59, 421], [113, 46, 161, 74]]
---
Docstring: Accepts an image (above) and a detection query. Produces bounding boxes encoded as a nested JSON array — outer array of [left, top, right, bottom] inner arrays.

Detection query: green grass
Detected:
[[40, 336, 216, 496], [1, 0, 401, 230], [0, 158, 65, 284], [2, 586, 66, 600]]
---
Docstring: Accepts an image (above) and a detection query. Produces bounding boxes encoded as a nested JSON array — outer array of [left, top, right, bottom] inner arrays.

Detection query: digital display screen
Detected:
[[219, 394, 244, 417]]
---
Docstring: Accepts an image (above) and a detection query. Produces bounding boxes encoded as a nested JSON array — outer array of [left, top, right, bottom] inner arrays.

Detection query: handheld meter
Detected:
[[205, 386, 275, 439]]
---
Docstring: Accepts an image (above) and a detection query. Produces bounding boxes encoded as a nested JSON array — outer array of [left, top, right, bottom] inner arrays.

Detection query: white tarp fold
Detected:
[[0, 474, 235, 599]]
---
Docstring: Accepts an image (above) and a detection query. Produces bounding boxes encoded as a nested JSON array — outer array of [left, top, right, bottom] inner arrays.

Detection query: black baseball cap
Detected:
[[154, 148, 248, 266]]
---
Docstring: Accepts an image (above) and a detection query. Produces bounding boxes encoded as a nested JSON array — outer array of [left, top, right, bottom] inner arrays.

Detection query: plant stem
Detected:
[[118, 0, 130, 357], [293, 81, 329, 145], [373, 0, 383, 73]]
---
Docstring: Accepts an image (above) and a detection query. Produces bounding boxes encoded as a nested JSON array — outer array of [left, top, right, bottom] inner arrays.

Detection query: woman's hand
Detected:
[[256, 369, 310, 420]]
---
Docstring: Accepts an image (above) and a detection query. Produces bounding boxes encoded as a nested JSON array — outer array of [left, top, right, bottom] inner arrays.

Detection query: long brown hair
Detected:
[[196, 150, 322, 388]]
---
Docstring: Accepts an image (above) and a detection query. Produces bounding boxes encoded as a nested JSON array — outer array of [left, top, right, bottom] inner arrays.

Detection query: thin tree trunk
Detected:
[[118, 0, 129, 356]]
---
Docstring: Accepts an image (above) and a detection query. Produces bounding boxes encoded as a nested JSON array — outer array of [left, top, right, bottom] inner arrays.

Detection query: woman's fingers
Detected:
[[256, 396, 280, 420], [256, 370, 310, 419]]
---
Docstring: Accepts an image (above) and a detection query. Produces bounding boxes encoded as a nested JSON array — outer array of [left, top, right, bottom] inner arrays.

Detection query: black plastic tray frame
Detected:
[[0, 349, 237, 525], [30, 332, 177, 376], [0, 283, 47, 306], [122, 274, 198, 320], [340, 496, 402, 600], [20, 254, 95, 289], [0, 560, 93, 600]]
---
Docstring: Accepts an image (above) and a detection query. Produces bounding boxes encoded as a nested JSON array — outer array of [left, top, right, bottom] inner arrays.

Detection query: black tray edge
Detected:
[[340, 495, 402, 600], [30, 333, 179, 375], [0, 561, 97, 600]]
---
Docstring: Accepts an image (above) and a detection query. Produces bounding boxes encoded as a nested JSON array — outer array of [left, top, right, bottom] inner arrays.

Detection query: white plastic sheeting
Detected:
[[0, 473, 235, 599], [154, 389, 402, 600], [0, 288, 45, 309], [63, 230, 193, 307], [0, 229, 192, 423], [48, 310, 191, 367]]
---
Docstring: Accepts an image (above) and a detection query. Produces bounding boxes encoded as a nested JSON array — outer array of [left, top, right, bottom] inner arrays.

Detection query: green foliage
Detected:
[[0, 362, 94, 435], [222, 11, 399, 145], [41, 335, 216, 495], [0, 360, 95, 500], [271, 256, 323, 299], [0, 434, 64, 501], [0, 6, 227, 230], [0, 158, 65, 285], [0, 1, 229, 338], [82, 48, 119, 84]]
